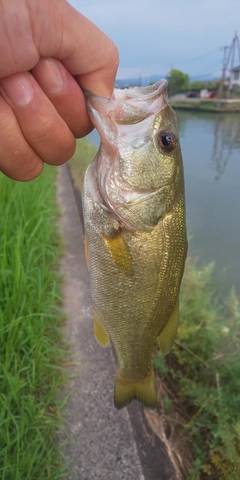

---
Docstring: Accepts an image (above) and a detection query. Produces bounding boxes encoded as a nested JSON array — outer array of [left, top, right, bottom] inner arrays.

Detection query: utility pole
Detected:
[[227, 32, 240, 98], [218, 32, 240, 99], [217, 46, 230, 99]]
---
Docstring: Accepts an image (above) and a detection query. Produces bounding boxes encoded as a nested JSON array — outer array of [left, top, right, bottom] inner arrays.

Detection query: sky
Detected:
[[69, 0, 240, 81]]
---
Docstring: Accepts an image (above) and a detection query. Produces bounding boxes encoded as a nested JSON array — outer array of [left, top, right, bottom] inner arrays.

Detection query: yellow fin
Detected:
[[93, 313, 110, 348], [157, 300, 179, 355], [114, 369, 157, 410], [102, 233, 132, 274], [84, 233, 90, 270]]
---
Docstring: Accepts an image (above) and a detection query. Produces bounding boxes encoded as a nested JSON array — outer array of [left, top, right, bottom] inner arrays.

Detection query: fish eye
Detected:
[[157, 131, 177, 151]]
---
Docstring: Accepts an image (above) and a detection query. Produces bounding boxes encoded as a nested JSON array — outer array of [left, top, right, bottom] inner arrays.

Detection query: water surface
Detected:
[[88, 111, 240, 292], [177, 111, 240, 292]]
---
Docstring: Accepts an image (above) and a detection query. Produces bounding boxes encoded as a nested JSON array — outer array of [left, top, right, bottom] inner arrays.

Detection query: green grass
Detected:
[[153, 258, 240, 480], [68, 138, 97, 192], [0, 167, 67, 479]]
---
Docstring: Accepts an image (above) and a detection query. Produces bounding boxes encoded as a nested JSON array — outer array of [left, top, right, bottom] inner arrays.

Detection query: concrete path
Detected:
[[57, 164, 177, 480]]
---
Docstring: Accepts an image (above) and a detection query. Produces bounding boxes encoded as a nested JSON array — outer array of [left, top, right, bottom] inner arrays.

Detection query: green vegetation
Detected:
[[165, 68, 240, 110], [153, 258, 240, 480], [171, 98, 240, 113], [0, 167, 67, 479], [69, 137, 98, 191], [165, 67, 240, 108], [167, 69, 189, 95], [189, 80, 220, 92], [166, 69, 221, 97]]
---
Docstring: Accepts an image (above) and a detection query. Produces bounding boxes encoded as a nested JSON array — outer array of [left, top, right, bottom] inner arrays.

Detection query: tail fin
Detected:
[[114, 369, 157, 410]]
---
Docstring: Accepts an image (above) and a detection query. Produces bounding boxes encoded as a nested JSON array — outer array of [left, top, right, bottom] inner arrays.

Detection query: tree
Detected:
[[190, 80, 220, 92], [167, 69, 189, 95]]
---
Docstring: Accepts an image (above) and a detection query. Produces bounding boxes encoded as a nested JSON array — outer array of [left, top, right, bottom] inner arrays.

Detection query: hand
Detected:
[[0, 0, 119, 181]]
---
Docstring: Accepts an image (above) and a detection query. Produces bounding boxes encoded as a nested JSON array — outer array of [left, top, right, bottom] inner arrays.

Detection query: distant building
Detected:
[[229, 65, 240, 88]]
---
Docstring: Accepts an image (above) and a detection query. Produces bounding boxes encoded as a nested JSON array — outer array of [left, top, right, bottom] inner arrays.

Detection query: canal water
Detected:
[[87, 111, 240, 293]]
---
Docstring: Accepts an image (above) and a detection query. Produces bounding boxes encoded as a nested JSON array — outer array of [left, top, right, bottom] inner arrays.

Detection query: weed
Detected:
[[0, 167, 67, 479], [153, 257, 240, 479]]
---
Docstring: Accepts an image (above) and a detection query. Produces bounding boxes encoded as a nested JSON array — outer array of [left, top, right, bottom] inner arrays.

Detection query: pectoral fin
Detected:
[[102, 233, 132, 274], [157, 300, 179, 354], [94, 313, 110, 347]]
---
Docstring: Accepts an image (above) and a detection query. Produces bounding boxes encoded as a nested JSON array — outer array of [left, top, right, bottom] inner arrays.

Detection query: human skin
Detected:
[[0, 0, 119, 181]]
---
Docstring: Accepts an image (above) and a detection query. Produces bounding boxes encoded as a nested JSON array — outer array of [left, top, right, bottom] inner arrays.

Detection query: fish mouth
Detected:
[[113, 80, 168, 102], [84, 79, 167, 102], [84, 80, 169, 128]]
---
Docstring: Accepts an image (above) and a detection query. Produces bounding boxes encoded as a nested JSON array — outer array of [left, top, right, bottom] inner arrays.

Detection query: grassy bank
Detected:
[[0, 167, 67, 479], [170, 98, 240, 113], [153, 259, 240, 480], [69, 138, 240, 479]]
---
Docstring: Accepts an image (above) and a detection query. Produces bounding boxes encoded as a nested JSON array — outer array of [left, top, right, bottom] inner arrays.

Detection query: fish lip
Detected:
[[84, 80, 169, 134], [114, 80, 168, 102], [83, 79, 168, 102]]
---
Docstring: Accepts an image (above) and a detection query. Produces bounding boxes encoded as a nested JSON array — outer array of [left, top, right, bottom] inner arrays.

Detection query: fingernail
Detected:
[[0, 73, 34, 106], [34, 59, 64, 95]]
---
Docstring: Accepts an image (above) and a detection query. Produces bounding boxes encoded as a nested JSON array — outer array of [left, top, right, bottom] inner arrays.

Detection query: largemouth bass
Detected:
[[82, 81, 187, 409]]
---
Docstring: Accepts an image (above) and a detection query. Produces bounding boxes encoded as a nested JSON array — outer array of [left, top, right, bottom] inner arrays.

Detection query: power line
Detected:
[[179, 49, 220, 65]]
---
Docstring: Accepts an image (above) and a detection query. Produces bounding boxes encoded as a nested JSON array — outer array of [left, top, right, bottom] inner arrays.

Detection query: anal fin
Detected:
[[94, 313, 110, 348], [114, 368, 157, 410], [102, 233, 132, 275], [157, 299, 179, 355]]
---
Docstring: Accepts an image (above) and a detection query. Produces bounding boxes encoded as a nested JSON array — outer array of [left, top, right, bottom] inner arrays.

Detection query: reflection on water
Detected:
[[88, 111, 240, 293], [212, 115, 240, 180], [176, 111, 240, 181], [177, 111, 240, 292]]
